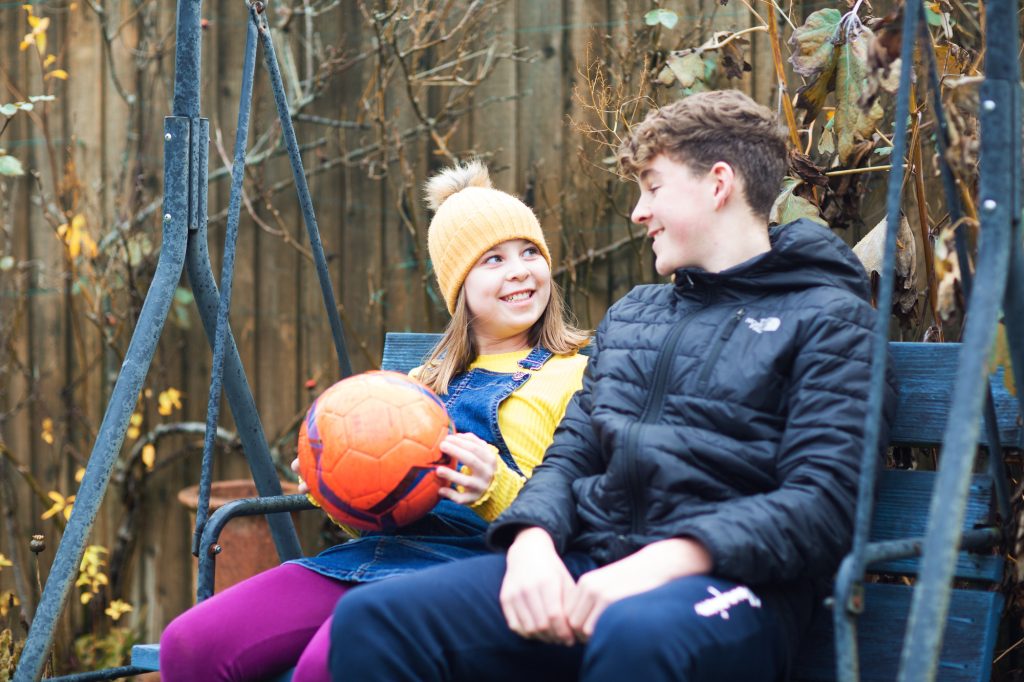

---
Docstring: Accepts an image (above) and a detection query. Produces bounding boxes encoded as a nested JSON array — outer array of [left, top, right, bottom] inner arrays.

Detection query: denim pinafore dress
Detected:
[[292, 346, 554, 583]]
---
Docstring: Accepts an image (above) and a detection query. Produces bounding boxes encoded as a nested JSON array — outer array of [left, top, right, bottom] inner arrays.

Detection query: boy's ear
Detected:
[[709, 161, 736, 210]]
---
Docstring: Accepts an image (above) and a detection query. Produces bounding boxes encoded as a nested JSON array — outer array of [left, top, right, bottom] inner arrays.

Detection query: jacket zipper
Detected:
[[624, 311, 698, 536], [696, 308, 745, 391]]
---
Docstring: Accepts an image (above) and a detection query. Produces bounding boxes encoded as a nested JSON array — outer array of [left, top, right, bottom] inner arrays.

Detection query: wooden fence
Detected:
[[1, 0, 803, 654]]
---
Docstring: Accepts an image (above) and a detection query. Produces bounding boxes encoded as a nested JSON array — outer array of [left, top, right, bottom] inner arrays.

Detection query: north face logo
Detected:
[[745, 317, 781, 334]]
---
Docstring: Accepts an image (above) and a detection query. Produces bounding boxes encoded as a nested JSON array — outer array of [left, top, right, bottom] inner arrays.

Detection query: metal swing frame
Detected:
[[15, 1, 350, 679], [13, 0, 1024, 679], [833, 0, 1024, 679]]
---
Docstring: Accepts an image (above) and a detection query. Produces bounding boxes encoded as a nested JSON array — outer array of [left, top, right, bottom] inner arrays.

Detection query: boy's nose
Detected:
[[631, 200, 650, 224]]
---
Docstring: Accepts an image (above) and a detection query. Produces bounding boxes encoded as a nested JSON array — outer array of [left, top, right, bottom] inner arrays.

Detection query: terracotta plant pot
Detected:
[[177, 479, 302, 594]]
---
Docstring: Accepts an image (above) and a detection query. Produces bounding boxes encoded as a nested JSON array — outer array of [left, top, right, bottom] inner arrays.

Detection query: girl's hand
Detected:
[[290, 457, 309, 494], [435, 432, 498, 505], [500, 527, 576, 646]]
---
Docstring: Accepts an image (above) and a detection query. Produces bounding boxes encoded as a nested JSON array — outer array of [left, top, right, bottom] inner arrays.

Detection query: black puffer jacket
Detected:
[[489, 219, 897, 592]]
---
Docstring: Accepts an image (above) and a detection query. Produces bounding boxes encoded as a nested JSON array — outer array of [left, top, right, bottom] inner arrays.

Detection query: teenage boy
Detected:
[[327, 89, 896, 682]]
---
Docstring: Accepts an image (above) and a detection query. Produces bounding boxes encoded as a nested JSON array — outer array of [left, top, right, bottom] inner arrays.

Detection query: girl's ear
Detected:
[[708, 161, 735, 211]]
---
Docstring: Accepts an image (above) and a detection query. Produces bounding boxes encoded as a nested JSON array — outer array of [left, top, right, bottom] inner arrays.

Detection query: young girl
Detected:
[[159, 160, 589, 681]]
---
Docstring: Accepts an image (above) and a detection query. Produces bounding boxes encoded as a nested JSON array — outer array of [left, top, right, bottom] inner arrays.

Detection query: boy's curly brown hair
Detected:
[[618, 90, 789, 219]]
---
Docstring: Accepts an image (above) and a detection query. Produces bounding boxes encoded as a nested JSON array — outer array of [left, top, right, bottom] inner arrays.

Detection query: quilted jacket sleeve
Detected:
[[672, 301, 898, 584], [486, 332, 606, 554]]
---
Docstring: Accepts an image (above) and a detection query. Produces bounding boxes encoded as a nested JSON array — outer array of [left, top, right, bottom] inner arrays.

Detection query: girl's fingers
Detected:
[[436, 486, 479, 505], [434, 466, 482, 492], [440, 436, 489, 469]]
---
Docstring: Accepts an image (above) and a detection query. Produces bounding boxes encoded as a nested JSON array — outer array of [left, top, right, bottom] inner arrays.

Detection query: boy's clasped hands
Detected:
[[501, 526, 712, 646]]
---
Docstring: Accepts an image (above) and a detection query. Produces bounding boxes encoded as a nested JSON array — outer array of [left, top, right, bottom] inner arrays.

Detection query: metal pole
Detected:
[[896, 0, 1018, 675], [833, 2, 920, 679]]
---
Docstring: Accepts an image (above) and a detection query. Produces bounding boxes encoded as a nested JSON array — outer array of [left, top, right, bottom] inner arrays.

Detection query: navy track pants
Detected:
[[328, 552, 791, 682]]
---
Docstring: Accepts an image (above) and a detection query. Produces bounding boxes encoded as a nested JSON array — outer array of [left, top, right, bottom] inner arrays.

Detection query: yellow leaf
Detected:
[[105, 599, 133, 621], [27, 14, 40, 27], [19, 39, 32, 51], [43, 54, 55, 67], [41, 417, 54, 444], [80, 592, 92, 604], [75, 467, 85, 483], [57, 213, 97, 259], [158, 387, 183, 415], [0, 590, 20, 618], [45, 69, 68, 80], [141, 444, 156, 470], [128, 412, 142, 438], [990, 323, 1017, 396], [22, 4, 34, 13], [42, 490, 70, 520], [0, 553, 12, 568]]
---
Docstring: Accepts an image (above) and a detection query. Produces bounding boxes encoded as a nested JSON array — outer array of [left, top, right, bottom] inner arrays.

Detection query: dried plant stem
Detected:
[[908, 92, 942, 339], [764, 0, 801, 149], [824, 164, 893, 177]]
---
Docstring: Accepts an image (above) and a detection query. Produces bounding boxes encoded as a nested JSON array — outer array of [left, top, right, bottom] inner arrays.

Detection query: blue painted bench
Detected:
[[134, 334, 1018, 681]]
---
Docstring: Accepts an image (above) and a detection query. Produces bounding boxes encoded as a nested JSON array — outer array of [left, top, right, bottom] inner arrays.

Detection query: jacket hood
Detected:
[[673, 219, 871, 303]]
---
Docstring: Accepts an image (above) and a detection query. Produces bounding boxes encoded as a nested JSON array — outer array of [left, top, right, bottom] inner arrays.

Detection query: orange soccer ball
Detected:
[[297, 371, 455, 531]]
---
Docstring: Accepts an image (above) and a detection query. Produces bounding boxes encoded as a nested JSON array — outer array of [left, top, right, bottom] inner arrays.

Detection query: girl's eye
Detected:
[[648, 185, 660, 194], [523, 246, 540, 257], [483, 254, 502, 265]]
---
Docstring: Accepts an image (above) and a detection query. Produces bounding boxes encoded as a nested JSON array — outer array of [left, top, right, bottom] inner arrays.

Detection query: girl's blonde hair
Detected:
[[418, 279, 589, 395]]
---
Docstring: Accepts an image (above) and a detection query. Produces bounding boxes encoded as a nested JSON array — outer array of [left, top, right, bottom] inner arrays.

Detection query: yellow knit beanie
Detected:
[[425, 160, 551, 313]]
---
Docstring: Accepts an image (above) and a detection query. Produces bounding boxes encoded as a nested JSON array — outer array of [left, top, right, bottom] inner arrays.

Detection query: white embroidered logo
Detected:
[[694, 586, 763, 619], [744, 316, 781, 334]]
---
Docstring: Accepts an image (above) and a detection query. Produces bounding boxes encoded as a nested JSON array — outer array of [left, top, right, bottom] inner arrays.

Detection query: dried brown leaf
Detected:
[[853, 215, 919, 315], [790, 9, 843, 122], [836, 30, 885, 163]]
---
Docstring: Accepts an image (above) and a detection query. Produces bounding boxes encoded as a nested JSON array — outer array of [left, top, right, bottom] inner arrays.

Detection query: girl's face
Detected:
[[463, 239, 551, 353]]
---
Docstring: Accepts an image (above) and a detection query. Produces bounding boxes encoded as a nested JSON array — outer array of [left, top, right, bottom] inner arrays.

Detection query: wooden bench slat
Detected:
[[889, 343, 1020, 448], [870, 470, 1001, 582], [794, 583, 1003, 682]]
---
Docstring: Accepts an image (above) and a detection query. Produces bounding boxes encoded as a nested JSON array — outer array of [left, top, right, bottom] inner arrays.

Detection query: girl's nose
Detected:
[[506, 258, 529, 280]]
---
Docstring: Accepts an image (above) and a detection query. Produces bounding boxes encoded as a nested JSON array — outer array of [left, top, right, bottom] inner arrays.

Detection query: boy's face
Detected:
[[631, 154, 718, 276]]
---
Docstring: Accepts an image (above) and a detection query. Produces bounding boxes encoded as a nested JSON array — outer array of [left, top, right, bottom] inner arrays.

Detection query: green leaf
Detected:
[[789, 9, 843, 122], [835, 29, 885, 163], [664, 52, 706, 89], [0, 104, 17, 117], [874, 146, 893, 156], [0, 155, 25, 176], [173, 287, 194, 306], [769, 179, 827, 226], [644, 9, 678, 29], [17, 102, 33, 112], [29, 95, 55, 103], [0, 256, 15, 271], [924, 5, 945, 25]]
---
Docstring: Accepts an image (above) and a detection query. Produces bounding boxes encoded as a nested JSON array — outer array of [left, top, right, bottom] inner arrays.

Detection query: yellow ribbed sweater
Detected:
[[456, 349, 588, 521]]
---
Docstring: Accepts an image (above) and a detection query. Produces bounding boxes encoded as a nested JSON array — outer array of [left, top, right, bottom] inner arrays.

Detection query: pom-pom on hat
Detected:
[[425, 159, 551, 314]]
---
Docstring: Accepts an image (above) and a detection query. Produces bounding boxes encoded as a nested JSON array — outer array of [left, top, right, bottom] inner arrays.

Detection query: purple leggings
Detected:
[[159, 563, 350, 682]]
